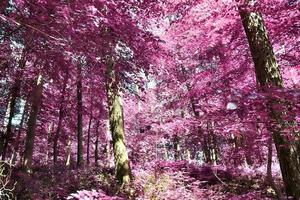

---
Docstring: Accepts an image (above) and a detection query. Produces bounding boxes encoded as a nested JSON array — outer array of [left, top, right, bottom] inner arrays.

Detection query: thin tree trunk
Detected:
[[95, 139, 99, 167], [95, 137, 99, 166], [106, 59, 131, 185], [10, 100, 27, 165], [22, 73, 43, 172], [267, 138, 272, 181], [65, 135, 72, 167], [266, 137, 283, 199], [240, 6, 300, 199], [76, 64, 83, 168], [94, 119, 100, 166], [164, 142, 169, 160], [53, 73, 68, 165], [87, 83, 94, 165], [173, 134, 180, 161], [185, 148, 191, 163], [0, 58, 26, 159], [86, 112, 92, 165], [45, 122, 53, 164], [105, 141, 113, 168]]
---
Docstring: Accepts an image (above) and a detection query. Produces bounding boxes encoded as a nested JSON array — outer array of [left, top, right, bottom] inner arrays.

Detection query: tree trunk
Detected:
[[86, 112, 92, 165], [76, 64, 83, 168], [94, 120, 100, 166], [22, 73, 43, 172], [267, 138, 273, 181], [185, 148, 191, 163], [10, 100, 27, 165], [95, 137, 99, 167], [240, 7, 300, 199], [266, 137, 283, 198], [65, 135, 72, 167], [173, 134, 180, 161], [106, 60, 131, 185], [53, 74, 68, 165], [45, 122, 53, 164], [164, 142, 169, 160], [0, 58, 26, 159]]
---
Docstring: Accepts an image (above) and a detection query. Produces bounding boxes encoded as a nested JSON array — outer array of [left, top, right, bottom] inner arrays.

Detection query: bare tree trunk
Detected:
[[106, 59, 131, 185], [10, 100, 27, 165], [45, 122, 53, 164], [65, 135, 72, 167], [76, 64, 83, 168], [173, 134, 180, 161], [22, 73, 43, 172], [53, 73, 68, 165], [86, 112, 92, 165], [240, 6, 300, 199], [94, 119, 100, 166], [266, 137, 283, 199]]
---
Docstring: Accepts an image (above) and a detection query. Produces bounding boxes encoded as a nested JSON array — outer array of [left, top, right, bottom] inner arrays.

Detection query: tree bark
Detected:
[[65, 135, 72, 167], [45, 122, 53, 164], [86, 111, 92, 165], [266, 137, 283, 199], [173, 134, 180, 161], [22, 73, 43, 172], [94, 119, 100, 166], [240, 7, 300, 199], [76, 64, 83, 168], [106, 59, 131, 185], [10, 100, 27, 165], [53, 73, 68, 165]]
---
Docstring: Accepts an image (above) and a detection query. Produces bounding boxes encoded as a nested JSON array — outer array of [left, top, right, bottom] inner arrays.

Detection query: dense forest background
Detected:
[[0, 0, 299, 199]]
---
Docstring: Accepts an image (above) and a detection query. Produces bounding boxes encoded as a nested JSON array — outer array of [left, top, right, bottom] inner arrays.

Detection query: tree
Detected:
[[106, 59, 131, 185], [53, 72, 68, 165], [239, 3, 300, 199], [76, 63, 83, 168], [22, 72, 43, 172]]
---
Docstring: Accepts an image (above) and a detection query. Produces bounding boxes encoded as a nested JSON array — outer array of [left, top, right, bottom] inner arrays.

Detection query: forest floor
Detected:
[[9, 161, 281, 200]]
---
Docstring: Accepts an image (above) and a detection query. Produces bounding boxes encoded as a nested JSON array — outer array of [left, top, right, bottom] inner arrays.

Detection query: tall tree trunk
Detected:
[[95, 137, 99, 167], [53, 74, 68, 165], [87, 83, 94, 166], [266, 137, 283, 198], [10, 100, 27, 165], [267, 138, 273, 182], [76, 64, 83, 168], [240, 7, 300, 199], [65, 135, 72, 167], [106, 60, 131, 185], [45, 122, 53, 164], [86, 112, 92, 165], [0, 58, 26, 159], [94, 120, 100, 166], [22, 73, 43, 172]]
